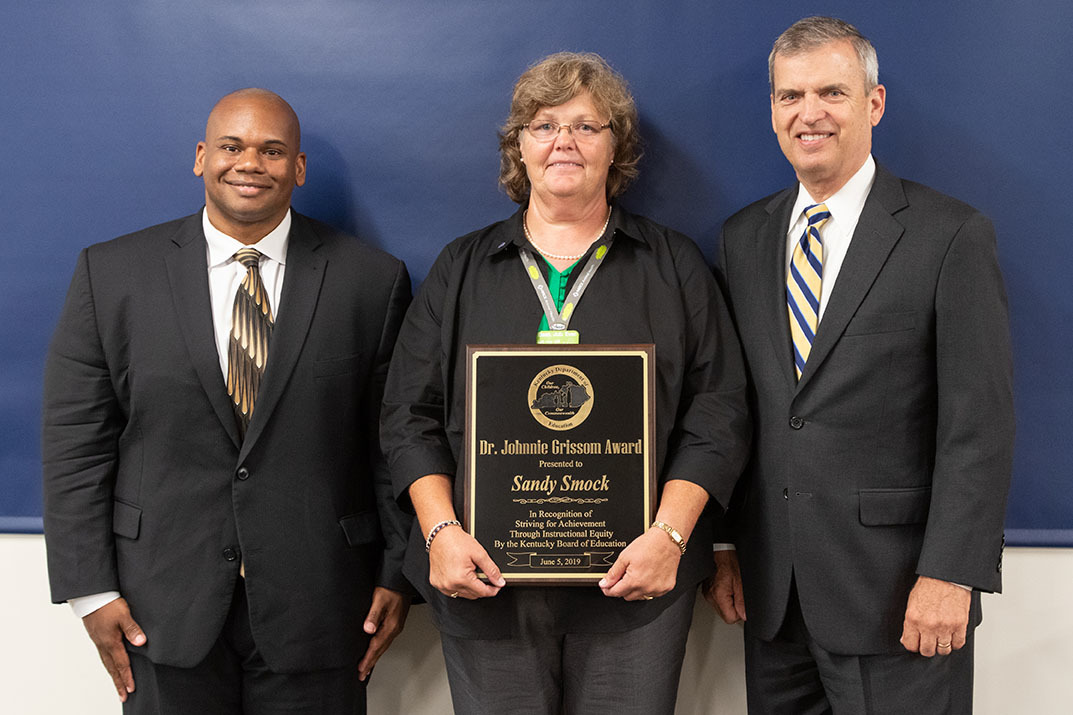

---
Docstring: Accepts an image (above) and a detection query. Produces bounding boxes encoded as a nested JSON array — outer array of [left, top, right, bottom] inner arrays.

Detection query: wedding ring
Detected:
[[642, 595, 654, 600], [449, 592, 459, 599], [937, 641, 952, 649]]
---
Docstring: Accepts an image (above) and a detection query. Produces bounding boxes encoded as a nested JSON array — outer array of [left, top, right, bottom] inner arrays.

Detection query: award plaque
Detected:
[[464, 345, 656, 585]]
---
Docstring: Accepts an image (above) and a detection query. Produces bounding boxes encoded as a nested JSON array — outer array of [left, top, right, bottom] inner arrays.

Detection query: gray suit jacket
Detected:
[[717, 164, 1014, 654], [43, 210, 412, 671]]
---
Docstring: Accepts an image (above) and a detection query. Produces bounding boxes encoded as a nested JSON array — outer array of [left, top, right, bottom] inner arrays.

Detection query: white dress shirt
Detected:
[[784, 154, 876, 323], [68, 209, 291, 618], [204, 209, 290, 379]]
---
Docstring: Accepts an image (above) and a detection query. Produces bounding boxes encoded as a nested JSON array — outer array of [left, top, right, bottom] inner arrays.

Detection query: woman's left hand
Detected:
[[598, 527, 682, 601]]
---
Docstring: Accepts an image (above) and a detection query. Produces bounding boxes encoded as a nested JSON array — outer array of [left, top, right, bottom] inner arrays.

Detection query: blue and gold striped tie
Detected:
[[787, 203, 830, 380]]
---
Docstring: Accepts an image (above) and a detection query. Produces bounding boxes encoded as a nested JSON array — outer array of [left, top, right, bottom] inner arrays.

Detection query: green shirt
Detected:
[[537, 258, 578, 332]]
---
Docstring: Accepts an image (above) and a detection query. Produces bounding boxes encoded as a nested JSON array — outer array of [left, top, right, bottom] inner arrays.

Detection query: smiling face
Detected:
[[770, 39, 885, 200], [519, 90, 615, 210], [193, 91, 306, 243]]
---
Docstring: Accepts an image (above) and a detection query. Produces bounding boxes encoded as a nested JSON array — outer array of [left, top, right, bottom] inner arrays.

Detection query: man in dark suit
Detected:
[[707, 17, 1014, 713], [42, 88, 412, 713]]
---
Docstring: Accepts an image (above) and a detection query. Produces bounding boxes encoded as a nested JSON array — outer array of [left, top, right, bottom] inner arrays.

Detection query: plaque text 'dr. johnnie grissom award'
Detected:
[[464, 345, 656, 584]]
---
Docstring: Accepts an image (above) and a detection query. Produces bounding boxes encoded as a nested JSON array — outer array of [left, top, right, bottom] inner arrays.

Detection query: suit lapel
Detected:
[[758, 188, 799, 393], [796, 167, 908, 391], [164, 212, 242, 447], [239, 213, 326, 460]]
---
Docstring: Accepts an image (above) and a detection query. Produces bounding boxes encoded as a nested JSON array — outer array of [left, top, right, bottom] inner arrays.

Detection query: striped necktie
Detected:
[[227, 248, 274, 437], [787, 203, 830, 380]]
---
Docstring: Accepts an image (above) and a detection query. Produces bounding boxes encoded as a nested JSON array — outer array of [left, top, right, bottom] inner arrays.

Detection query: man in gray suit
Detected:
[[707, 17, 1014, 713], [43, 89, 412, 713]]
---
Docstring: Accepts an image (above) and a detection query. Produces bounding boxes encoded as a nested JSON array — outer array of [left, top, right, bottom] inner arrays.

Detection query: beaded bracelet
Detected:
[[424, 519, 462, 552]]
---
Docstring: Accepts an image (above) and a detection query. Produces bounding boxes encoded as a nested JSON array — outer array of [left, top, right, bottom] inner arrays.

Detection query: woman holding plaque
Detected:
[[381, 52, 749, 714]]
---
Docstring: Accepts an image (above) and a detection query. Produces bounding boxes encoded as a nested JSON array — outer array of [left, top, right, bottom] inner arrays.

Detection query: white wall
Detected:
[[2, 534, 1069, 713]]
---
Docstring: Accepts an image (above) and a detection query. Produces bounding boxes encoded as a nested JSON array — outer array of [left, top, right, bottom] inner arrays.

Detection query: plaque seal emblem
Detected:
[[527, 364, 594, 431]]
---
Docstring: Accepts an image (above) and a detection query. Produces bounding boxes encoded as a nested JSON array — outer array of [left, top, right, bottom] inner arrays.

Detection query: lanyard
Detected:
[[518, 239, 611, 331]]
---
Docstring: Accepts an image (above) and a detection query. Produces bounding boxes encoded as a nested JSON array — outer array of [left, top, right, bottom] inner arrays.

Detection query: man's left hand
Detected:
[[900, 575, 971, 657], [357, 587, 411, 681], [704, 550, 746, 624]]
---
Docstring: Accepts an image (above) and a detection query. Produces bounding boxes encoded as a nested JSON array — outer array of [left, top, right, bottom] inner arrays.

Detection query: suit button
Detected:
[[236, 467, 250, 481], [789, 416, 804, 429], [223, 547, 239, 562], [782, 488, 789, 500]]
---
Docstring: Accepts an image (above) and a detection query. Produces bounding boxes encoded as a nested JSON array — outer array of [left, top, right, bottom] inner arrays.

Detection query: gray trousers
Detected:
[[440, 588, 696, 715], [744, 581, 974, 715]]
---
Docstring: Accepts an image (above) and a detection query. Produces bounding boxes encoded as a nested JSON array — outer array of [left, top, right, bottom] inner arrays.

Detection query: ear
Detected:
[[869, 84, 886, 127], [294, 152, 307, 187], [193, 142, 206, 177], [770, 95, 778, 134]]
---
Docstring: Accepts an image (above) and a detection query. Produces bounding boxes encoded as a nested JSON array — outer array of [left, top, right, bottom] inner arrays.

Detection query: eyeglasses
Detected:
[[522, 120, 612, 142]]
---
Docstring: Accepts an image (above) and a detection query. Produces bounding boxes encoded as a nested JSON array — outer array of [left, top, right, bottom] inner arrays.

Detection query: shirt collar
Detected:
[[489, 202, 645, 256], [203, 208, 292, 268], [789, 154, 876, 230]]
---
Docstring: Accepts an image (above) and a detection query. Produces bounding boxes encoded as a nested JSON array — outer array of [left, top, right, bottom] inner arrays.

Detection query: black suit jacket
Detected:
[[43, 210, 412, 672], [717, 164, 1014, 655]]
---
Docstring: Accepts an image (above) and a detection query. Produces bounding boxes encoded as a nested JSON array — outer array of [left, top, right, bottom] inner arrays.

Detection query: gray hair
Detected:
[[769, 16, 879, 93]]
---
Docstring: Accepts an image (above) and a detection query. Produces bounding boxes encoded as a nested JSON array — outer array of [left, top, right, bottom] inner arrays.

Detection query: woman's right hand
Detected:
[[428, 524, 506, 599]]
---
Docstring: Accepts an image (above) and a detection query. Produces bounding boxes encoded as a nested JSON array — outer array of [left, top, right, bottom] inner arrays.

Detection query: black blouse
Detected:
[[381, 204, 751, 638]]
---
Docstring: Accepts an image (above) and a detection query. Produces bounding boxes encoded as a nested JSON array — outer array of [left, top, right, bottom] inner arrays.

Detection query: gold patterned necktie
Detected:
[[787, 203, 830, 380], [227, 248, 274, 438]]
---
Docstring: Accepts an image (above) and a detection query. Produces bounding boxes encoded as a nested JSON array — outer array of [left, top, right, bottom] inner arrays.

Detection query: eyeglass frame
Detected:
[[521, 119, 613, 142]]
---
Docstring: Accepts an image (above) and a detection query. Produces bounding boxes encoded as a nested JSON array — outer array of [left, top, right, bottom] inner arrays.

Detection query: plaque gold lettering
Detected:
[[465, 345, 656, 584]]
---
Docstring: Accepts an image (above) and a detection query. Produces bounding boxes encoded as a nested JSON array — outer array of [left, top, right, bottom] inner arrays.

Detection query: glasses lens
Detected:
[[527, 122, 556, 140], [573, 122, 600, 137]]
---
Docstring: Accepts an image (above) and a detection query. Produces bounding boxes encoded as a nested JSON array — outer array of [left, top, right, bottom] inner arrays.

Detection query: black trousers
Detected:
[[124, 581, 366, 715], [744, 580, 974, 715]]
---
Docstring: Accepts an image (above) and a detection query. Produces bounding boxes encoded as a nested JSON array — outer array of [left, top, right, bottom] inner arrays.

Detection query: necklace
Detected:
[[523, 207, 612, 261]]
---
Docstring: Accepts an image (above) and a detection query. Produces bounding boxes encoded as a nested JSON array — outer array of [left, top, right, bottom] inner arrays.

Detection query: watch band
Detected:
[[651, 520, 687, 555]]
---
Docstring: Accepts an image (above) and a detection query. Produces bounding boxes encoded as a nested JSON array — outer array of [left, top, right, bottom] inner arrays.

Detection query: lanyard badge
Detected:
[[519, 242, 610, 344]]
